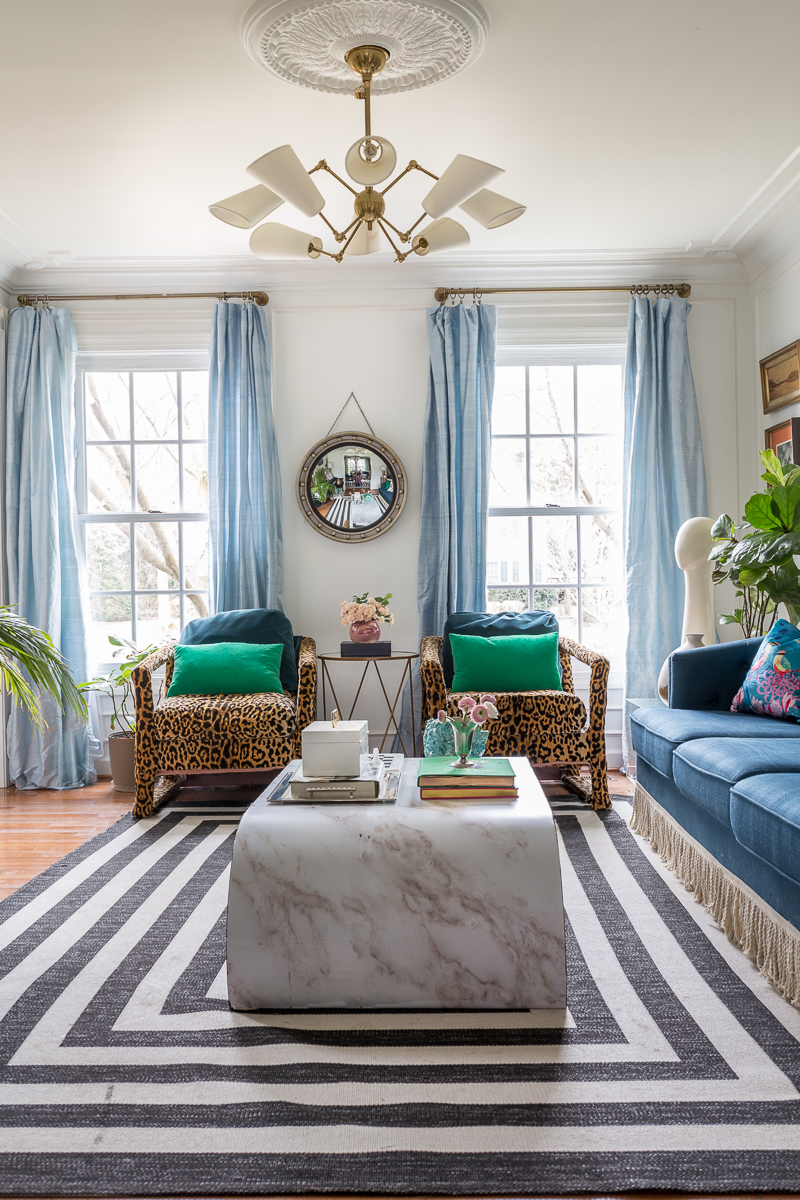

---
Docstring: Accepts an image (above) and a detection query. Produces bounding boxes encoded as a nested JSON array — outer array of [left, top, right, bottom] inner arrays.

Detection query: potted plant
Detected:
[[87, 636, 166, 791], [0, 604, 88, 727], [710, 449, 800, 636]]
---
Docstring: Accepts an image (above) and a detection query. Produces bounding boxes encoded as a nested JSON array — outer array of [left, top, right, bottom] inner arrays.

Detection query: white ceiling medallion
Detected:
[[240, 0, 489, 94]]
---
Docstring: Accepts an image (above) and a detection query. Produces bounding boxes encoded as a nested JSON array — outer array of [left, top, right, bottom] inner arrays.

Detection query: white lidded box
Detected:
[[301, 719, 368, 778]]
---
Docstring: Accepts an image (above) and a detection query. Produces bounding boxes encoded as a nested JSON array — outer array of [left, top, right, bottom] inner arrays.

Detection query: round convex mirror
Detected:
[[296, 431, 407, 542]]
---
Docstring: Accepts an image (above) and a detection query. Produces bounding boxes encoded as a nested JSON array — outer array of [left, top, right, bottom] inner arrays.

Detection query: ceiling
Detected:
[[3, 0, 800, 277]]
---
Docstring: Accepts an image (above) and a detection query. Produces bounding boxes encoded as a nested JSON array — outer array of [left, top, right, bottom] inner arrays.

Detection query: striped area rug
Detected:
[[1, 795, 800, 1193]]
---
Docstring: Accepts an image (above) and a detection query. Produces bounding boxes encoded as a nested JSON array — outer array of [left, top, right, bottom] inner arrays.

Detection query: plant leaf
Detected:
[[711, 514, 734, 540], [744, 493, 784, 531]]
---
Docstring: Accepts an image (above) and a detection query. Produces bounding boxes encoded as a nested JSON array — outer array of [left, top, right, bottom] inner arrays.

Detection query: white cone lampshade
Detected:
[[412, 217, 470, 256], [458, 188, 527, 229], [246, 145, 325, 218], [208, 185, 284, 229], [344, 223, 382, 256], [249, 222, 323, 260], [422, 154, 503, 220], [344, 136, 398, 186]]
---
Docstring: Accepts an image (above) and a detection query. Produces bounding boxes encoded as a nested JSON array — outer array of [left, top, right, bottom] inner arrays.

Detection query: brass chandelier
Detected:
[[209, 44, 526, 263]]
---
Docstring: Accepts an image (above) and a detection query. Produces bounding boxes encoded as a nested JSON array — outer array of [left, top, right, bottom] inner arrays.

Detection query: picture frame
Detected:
[[765, 417, 800, 469], [760, 340, 800, 413]]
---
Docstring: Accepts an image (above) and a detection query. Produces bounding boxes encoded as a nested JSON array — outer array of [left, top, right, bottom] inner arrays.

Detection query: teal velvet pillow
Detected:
[[167, 642, 284, 698], [449, 631, 562, 693]]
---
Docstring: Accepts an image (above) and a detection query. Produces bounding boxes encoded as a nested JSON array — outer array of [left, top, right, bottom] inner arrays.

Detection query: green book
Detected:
[[417, 756, 515, 788]]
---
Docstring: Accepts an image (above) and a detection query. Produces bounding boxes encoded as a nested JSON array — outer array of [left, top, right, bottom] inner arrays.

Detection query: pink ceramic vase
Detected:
[[349, 619, 381, 644]]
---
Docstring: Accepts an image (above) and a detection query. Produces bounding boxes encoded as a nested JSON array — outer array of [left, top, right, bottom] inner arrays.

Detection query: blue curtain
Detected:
[[5, 306, 97, 790], [208, 301, 283, 612], [623, 296, 707, 760], [395, 303, 497, 751]]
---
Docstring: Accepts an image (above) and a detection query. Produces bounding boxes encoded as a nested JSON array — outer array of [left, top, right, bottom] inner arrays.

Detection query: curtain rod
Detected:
[[16, 290, 269, 307], [434, 283, 691, 303]]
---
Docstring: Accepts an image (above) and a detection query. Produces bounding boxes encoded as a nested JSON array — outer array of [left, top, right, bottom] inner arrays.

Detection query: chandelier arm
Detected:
[[341, 215, 362, 236], [381, 161, 440, 197], [403, 212, 427, 240], [340, 220, 365, 255], [315, 245, 342, 262], [380, 215, 410, 244], [377, 220, 408, 263], [319, 211, 346, 242], [315, 160, 359, 196]]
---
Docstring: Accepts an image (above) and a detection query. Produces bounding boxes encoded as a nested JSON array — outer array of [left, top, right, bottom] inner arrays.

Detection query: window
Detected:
[[78, 367, 210, 663], [487, 360, 624, 659]]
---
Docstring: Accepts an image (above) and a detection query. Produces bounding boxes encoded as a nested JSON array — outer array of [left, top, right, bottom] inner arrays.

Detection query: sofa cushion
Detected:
[[630, 706, 800, 780], [179, 608, 297, 693], [673, 738, 800, 825], [442, 610, 558, 688], [730, 774, 800, 886], [154, 691, 297, 745]]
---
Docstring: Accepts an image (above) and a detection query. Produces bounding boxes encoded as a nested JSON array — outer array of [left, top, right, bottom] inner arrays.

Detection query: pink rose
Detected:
[[437, 709, 447, 723], [480, 693, 497, 706], [471, 703, 489, 724], [457, 696, 476, 711]]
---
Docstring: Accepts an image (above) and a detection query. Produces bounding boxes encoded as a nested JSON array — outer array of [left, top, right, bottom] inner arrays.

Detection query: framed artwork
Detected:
[[765, 417, 800, 468], [760, 341, 800, 413]]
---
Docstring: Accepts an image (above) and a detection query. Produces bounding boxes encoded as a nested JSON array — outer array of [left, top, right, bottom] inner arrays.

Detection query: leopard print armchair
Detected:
[[420, 634, 610, 810], [131, 636, 317, 818]]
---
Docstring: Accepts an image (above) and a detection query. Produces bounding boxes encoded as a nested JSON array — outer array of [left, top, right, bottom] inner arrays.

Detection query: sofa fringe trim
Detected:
[[631, 782, 800, 1007]]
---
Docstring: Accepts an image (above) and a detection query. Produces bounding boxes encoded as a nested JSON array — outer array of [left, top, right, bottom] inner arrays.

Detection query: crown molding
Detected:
[[740, 200, 800, 283], [8, 247, 748, 301]]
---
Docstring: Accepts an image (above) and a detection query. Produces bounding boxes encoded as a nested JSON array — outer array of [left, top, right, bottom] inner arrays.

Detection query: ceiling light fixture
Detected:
[[210, 40, 525, 264]]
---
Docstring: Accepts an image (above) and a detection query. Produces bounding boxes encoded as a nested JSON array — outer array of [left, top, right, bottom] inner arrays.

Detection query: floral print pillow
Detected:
[[731, 619, 800, 720]]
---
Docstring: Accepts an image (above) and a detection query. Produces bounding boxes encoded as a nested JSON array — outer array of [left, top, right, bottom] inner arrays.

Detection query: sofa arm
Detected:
[[669, 637, 762, 711], [420, 636, 447, 722], [132, 645, 175, 727]]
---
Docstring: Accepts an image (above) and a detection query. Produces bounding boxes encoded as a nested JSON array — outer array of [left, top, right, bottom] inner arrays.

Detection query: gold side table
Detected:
[[318, 651, 419, 756]]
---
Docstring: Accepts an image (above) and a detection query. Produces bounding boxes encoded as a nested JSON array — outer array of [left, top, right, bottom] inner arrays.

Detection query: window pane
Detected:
[[135, 522, 180, 590], [529, 366, 573, 434], [578, 365, 622, 434], [577, 436, 622, 506], [183, 445, 208, 511], [86, 523, 130, 591], [85, 372, 129, 441], [184, 522, 210, 592], [185, 593, 211, 622], [89, 595, 132, 664], [182, 371, 209, 440], [487, 516, 529, 586], [133, 372, 178, 440], [533, 515, 577, 585], [581, 513, 622, 584], [529, 437, 575, 505], [136, 592, 181, 648], [535, 586, 579, 642], [87, 444, 132, 512], [135, 445, 180, 511], [489, 438, 526, 505], [492, 366, 526, 434], [581, 586, 625, 657], [487, 587, 529, 614]]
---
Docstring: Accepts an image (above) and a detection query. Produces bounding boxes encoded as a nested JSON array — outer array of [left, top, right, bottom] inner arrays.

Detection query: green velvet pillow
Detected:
[[167, 642, 284, 697], [449, 631, 562, 693]]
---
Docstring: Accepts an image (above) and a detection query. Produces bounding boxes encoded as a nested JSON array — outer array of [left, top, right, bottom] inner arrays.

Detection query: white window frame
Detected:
[[75, 352, 210, 646], [489, 344, 626, 651]]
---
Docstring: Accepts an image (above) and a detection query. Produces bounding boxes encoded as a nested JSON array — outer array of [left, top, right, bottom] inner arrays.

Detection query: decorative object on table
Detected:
[[765, 416, 800, 469], [211, 5, 525, 265], [268, 754, 404, 804], [301, 717, 369, 778], [341, 591, 394, 645], [340, 641, 393, 658], [656, 516, 715, 703], [297, 398, 407, 543], [422, 716, 488, 759], [416, 755, 517, 801], [85, 635, 163, 793], [760, 339, 800, 413], [729, 618, 800, 720], [437, 693, 499, 768], [290, 752, 385, 800], [709, 449, 800, 638], [319, 650, 419, 756]]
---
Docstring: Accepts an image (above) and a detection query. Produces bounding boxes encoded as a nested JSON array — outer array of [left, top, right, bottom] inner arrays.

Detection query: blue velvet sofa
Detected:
[[630, 637, 800, 1002]]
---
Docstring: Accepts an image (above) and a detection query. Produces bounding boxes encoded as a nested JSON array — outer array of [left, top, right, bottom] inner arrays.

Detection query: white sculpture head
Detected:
[[674, 516, 715, 571]]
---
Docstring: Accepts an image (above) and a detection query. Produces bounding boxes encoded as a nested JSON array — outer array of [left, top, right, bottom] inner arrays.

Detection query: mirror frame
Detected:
[[296, 430, 407, 543]]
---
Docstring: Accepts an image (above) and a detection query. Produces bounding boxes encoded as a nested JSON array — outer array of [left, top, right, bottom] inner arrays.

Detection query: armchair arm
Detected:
[[420, 636, 447, 722], [669, 637, 762, 711], [292, 636, 317, 758], [558, 638, 576, 693], [132, 645, 175, 728], [559, 635, 609, 746]]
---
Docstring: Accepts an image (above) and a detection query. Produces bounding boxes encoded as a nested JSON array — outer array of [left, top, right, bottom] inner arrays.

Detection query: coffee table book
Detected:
[[417, 756, 516, 788]]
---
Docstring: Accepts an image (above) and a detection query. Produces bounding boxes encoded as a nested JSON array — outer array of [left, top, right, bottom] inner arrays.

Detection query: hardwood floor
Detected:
[[0, 769, 634, 900]]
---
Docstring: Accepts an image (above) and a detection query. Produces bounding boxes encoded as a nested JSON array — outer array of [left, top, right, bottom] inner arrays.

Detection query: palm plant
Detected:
[[0, 605, 88, 728]]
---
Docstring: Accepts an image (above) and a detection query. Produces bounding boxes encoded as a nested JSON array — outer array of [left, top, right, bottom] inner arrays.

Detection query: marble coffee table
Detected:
[[226, 756, 566, 1010]]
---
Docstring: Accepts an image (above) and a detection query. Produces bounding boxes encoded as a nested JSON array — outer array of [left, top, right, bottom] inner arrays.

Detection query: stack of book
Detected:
[[416, 757, 518, 801]]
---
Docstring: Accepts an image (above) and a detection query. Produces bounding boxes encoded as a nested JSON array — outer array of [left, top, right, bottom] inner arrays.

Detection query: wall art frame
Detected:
[[296, 430, 407, 543], [760, 340, 800, 413], [765, 416, 800, 468]]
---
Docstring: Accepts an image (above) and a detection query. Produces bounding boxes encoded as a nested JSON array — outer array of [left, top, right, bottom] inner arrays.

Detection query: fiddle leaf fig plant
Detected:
[[710, 449, 800, 637]]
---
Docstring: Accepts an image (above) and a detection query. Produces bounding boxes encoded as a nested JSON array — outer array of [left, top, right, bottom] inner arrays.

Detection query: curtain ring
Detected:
[[473, 288, 482, 305], [457, 288, 466, 305]]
